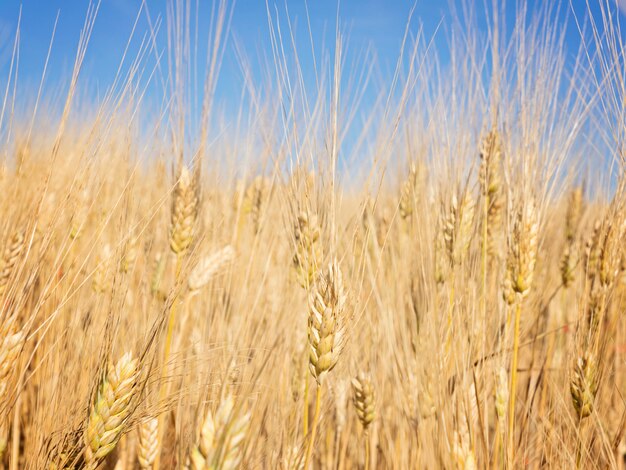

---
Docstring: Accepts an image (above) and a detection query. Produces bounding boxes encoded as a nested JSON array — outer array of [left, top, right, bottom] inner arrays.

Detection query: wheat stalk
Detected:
[[505, 199, 538, 466], [304, 259, 347, 469], [155, 164, 200, 470]]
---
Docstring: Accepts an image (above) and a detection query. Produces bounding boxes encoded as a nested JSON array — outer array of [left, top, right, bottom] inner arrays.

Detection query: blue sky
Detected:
[[0, 1, 442, 101], [0, 1, 624, 128]]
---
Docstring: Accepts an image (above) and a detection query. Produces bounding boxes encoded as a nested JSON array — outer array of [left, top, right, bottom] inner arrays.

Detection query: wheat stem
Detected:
[[575, 417, 584, 469], [364, 429, 370, 470], [445, 270, 456, 360], [492, 421, 501, 470], [507, 300, 522, 467], [154, 254, 183, 470], [303, 374, 309, 437], [9, 392, 20, 470], [304, 384, 322, 470], [481, 189, 489, 341]]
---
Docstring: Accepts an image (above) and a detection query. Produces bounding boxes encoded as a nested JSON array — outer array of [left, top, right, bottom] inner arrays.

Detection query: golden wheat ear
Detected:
[[293, 211, 322, 290], [137, 417, 159, 469], [84, 353, 139, 470], [398, 163, 420, 220], [0, 230, 26, 297], [351, 372, 375, 430], [189, 393, 250, 470], [0, 321, 25, 462], [570, 351, 599, 420], [0, 322, 25, 403], [479, 129, 504, 261], [187, 245, 235, 292], [170, 165, 199, 256], [307, 259, 347, 385]]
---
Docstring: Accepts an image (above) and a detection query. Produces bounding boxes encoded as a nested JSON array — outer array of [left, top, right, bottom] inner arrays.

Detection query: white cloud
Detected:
[[619, 0, 626, 15]]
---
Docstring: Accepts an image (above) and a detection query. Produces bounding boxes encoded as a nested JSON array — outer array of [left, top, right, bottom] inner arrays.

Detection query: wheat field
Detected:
[[0, 0, 626, 468]]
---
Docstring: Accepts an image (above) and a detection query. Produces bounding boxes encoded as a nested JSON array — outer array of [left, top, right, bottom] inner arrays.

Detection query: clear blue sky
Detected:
[[0, 1, 624, 126], [0, 1, 443, 101]]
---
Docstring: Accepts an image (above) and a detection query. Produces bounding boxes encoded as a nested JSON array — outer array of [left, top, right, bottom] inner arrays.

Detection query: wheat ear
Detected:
[[188, 245, 235, 292], [293, 211, 322, 290], [398, 163, 419, 220], [0, 231, 25, 297], [137, 417, 159, 469], [84, 353, 139, 470], [0, 323, 24, 463], [169, 165, 198, 256], [352, 372, 376, 470], [189, 394, 250, 470], [479, 129, 504, 262], [0, 323, 25, 404], [570, 352, 598, 419]]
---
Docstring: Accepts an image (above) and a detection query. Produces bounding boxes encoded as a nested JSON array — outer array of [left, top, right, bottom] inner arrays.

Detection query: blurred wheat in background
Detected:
[[1, 0, 626, 468]]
